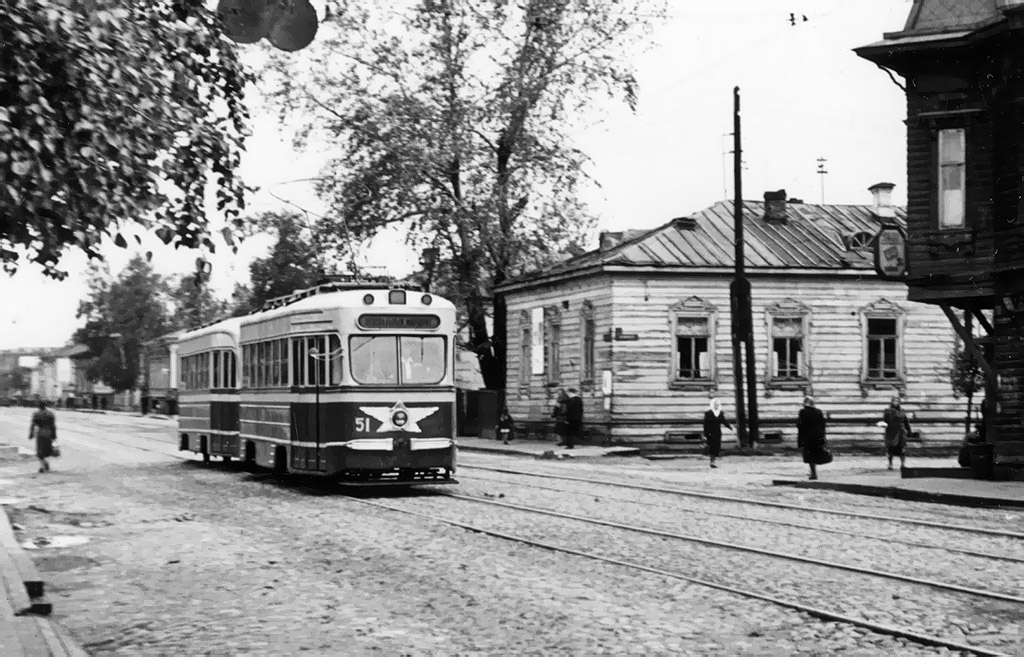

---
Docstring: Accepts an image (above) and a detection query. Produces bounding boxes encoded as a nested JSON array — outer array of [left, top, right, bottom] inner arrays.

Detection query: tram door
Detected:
[[291, 335, 336, 472]]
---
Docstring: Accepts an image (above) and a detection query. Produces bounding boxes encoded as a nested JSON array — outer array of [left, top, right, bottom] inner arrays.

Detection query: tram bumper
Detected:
[[332, 437, 457, 478]]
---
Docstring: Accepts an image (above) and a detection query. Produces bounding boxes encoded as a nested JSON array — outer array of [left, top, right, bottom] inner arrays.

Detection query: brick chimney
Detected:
[[763, 190, 788, 223], [600, 231, 625, 251], [868, 182, 896, 219]]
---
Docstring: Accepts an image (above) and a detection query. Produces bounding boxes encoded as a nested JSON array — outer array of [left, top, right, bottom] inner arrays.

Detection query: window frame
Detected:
[[581, 301, 596, 387], [764, 300, 811, 390], [937, 127, 966, 230], [860, 299, 907, 390], [517, 310, 531, 397], [668, 297, 718, 390], [348, 334, 447, 386], [544, 306, 561, 387]]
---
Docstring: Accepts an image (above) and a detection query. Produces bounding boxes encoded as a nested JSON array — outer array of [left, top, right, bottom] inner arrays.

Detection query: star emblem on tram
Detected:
[[358, 401, 438, 433]]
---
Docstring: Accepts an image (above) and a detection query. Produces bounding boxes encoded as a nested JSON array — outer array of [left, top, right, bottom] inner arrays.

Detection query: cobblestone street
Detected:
[[0, 408, 1020, 655]]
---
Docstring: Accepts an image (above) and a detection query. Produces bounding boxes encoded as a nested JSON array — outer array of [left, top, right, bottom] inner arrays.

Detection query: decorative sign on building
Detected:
[[873, 226, 908, 280], [530, 308, 544, 375]]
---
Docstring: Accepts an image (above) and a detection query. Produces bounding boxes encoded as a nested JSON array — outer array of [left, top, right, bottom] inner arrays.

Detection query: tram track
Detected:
[[460, 463, 1024, 540], [455, 471, 1024, 564], [349, 494, 1010, 657]]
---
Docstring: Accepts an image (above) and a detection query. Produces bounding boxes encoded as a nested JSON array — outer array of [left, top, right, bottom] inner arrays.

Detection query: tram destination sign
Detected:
[[873, 225, 907, 280], [358, 314, 441, 330]]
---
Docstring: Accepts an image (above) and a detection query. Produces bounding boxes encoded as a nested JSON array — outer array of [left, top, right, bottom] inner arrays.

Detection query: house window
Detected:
[[675, 319, 710, 379], [771, 317, 805, 380], [546, 318, 561, 385], [517, 310, 531, 392], [581, 302, 596, 384], [670, 297, 717, 387], [866, 317, 900, 380], [938, 128, 966, 229]]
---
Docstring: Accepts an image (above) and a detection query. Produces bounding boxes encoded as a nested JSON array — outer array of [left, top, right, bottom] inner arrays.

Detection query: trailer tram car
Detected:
[[235, 280, 458, 485], [176, 318, 242, 463]]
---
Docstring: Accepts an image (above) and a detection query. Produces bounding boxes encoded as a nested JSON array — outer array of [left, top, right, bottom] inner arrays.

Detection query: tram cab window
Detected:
[[350, 336, 445, 385], [350, 336, 399, 385]]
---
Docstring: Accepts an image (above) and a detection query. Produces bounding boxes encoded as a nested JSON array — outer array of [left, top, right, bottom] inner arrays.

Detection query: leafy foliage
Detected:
[[232, 211, 322, 314], [171, 274, 230, 330], [949, 348, 986, 436], [73, 256, 172, 391], [267, 0, 661, 387], [1, 0, 254, 279]]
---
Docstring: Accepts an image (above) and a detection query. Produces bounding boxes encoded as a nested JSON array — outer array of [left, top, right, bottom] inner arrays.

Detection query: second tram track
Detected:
[[455, 472, 1024, 564], [460, 463, 1024, 540], [347, 494, 1009, 657]]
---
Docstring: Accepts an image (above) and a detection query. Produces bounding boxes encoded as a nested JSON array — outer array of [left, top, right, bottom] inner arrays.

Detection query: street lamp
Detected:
[[308, 343, 343, 471]]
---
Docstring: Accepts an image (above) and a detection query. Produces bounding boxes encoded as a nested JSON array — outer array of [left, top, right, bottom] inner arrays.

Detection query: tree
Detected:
[[233, 211, 322, 314], [1, 0, 253, 280], [73, 256, 172, 391], [171, 274, 230, 330], [267, 0, 661, 388], [949, 348, 986, 436]]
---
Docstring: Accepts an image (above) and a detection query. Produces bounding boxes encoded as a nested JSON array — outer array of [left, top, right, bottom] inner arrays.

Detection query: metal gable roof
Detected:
[[505, 199, 907, 288]]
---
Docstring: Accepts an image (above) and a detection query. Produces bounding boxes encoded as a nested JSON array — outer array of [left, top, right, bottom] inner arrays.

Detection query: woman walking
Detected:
[[552, 389, 568, 446], [703, 398, 732, 469], [878, 396, 912, 470], [797, 396, 828, 480], [28, 399, 57, 473]]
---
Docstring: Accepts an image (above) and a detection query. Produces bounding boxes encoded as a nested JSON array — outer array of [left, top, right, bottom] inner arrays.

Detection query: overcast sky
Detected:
[[0, 0, 913, 350]]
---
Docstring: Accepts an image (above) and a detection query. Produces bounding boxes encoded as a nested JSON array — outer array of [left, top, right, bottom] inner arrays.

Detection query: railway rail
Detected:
[[460, 464, 1024, 540], [349, 494, 1010, 657], [455, 472, 1024, 564]]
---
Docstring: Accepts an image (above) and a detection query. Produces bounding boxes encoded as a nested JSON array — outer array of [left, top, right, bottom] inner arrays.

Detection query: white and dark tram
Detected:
[[176, 278, 458, 486]]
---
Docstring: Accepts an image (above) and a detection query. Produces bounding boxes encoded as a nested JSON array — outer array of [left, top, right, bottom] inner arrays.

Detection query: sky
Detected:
[[0, 0, 914, 351]]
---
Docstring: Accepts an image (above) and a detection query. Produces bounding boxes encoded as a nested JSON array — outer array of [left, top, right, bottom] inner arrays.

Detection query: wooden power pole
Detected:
[[730, 87, 750, 448]]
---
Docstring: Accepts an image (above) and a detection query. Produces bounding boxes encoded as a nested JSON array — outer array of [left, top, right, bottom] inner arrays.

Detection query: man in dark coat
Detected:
[[564, 389, 583, 450], [878, 396, 911, 471], [797, 396, 827, 480]]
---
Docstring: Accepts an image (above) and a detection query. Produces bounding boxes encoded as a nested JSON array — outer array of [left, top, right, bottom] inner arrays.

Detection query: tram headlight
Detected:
[[389, 290, 406, 305], [421, 294, 432, 306], [363, 294, 374, 305]]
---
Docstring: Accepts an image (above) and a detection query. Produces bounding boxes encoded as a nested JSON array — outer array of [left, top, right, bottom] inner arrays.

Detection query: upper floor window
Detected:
[[669, 297, 717, 387], [938, 128, 966, 229]]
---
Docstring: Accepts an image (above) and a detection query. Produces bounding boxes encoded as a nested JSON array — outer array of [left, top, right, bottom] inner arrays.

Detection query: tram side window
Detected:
[[329, 334, 342, 385], [213, 351, 221, 389], [292, 338, 306, 388], [241, 346, 250, 388], [279, 338, 289, 385], [228, 351, 237, 389]]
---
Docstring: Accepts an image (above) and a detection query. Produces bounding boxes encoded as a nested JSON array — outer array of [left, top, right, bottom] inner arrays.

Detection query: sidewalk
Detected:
[[0, 504, 86, 656], [456, 435, 641, 458], [773, 471, 1024, 509]]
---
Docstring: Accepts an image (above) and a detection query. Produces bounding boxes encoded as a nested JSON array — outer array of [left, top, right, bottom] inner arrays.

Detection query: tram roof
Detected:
[[177, 316, 243, 344], [241, 288, 456, 327]]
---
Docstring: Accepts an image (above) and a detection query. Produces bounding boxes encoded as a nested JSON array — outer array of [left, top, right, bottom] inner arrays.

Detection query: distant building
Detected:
[[496, 187, 966, 448]]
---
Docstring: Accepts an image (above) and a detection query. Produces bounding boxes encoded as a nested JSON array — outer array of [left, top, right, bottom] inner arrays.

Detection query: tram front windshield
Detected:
[[350, 336, 446, 385]]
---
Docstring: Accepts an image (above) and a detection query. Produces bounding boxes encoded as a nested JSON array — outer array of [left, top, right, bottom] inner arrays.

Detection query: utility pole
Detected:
[[817, 157, 829, 204], [730, 87, 749, 449]]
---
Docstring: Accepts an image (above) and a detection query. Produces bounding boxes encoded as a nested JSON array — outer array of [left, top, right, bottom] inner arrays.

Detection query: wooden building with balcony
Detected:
[[857, 0, 1024, 465]]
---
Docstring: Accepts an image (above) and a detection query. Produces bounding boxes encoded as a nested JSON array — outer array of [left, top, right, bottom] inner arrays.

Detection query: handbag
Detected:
[[50, 443, 61, 458], [816, 446, 833, 465]]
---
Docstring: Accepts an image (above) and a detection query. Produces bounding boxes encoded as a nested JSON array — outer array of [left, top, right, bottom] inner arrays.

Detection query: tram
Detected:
[[176, 317, 242, 463], [176, 277, 458, 486]]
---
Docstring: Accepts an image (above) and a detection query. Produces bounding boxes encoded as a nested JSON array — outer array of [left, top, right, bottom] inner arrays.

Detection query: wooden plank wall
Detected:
[[506, 272, 967, 447]]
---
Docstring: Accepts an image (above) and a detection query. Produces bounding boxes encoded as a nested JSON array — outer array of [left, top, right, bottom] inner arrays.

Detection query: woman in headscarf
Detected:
[[797, 396, 827, 480], [878, 396, 912, 471], [702, 398, 732, 469]]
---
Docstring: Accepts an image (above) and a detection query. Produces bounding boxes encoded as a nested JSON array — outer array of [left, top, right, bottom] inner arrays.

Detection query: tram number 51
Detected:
[[354, 417, 372, 433]]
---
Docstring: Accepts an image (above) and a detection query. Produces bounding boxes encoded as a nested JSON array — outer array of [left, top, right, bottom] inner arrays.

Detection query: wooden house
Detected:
[[496, 188, 968, 448], [857, 0, 1024, 464]]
